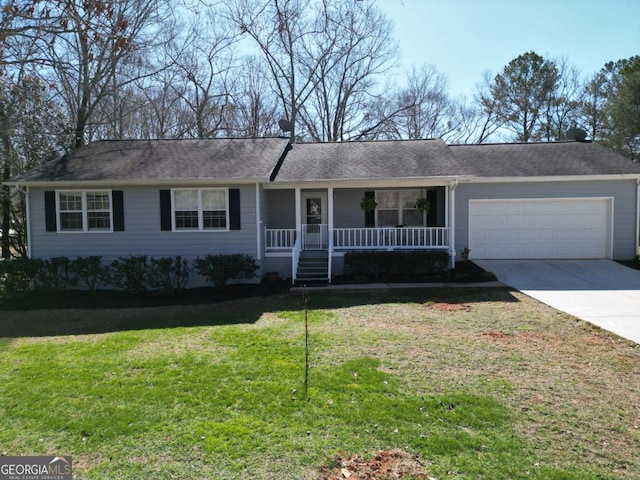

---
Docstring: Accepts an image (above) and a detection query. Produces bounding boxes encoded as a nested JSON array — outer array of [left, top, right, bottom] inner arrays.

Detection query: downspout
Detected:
[[450, 180, 458, 269]]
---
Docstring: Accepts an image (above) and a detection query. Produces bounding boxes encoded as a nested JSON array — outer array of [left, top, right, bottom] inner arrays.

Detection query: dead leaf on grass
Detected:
[[319, 449, 431, 479], [482, 331, 514, 340]]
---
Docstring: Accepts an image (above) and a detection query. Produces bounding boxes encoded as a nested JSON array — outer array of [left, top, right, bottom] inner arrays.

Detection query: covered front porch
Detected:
[[262, 185, 456, 282]]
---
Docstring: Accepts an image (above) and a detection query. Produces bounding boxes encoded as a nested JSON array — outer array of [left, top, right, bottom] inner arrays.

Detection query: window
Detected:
[[57, 190, 113, 232], [172, 188, 228, 231], [375, 189, 425, 227]]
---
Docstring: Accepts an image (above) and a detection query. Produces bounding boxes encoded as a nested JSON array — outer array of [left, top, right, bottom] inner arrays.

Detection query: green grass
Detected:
[[1, 288, 638, 479]]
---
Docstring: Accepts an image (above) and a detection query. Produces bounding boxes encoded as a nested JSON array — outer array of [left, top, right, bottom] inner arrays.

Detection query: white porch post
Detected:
[[449, 180, 458, 269], [292, 187, 302, 283], [255, 183, 262, 261], [327, 187, 334, 281], [328, 187, 334, 239], [25, 186, 32, 258], [295, 187, 302, 233]]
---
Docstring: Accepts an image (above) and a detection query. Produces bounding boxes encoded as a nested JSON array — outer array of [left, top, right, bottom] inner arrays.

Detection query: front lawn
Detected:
[[0, 288, 638, 479]]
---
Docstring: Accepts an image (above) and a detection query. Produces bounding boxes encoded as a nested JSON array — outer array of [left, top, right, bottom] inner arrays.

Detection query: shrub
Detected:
[[36, 257, 78, 291], [193, 254, 258, 289], [0, 258, 44, 297], [69, 256, 111, 293], [148, 256, 190, 293], [110, 255, 150, 293], [344, 250, 450, 281], [342, 252, 384, 278]]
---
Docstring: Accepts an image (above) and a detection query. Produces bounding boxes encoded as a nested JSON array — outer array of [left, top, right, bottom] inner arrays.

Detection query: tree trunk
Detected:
[[1, 101, 13, 258]]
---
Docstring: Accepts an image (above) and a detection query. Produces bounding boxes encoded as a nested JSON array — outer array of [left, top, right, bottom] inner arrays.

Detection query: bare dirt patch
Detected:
[[424, 301, 471, 313], [319, 449, 431, 479]]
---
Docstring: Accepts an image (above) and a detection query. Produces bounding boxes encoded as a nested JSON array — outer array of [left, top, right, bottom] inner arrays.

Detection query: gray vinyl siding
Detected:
[[263, 187, 446, 229], [455, 180, 638, 260], [29, 185, 259, 261], [333, 187, 447, 228], [264, 189, 296, 229], [263, 188, 369, 229], [333, 189, 368, 228], [263, 256, 292, 279]]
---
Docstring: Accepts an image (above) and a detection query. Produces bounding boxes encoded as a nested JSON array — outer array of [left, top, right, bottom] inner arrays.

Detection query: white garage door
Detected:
[[468, 198, 611, 259]]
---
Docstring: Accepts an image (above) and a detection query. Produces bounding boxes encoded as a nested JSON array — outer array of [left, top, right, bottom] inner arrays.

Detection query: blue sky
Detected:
[[375, 0, 640, 98]]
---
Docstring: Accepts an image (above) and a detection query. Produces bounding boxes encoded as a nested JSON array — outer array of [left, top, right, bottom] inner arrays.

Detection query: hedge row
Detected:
[[344, 250, 450, 281], [0, 254, 258, 297]]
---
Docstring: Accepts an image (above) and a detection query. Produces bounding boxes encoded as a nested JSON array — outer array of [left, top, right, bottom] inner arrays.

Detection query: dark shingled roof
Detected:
[[8, 137, 640, 185], [272, 138, 471, 182], [449, 141, 640, 177], [11, 137, 290, 184]]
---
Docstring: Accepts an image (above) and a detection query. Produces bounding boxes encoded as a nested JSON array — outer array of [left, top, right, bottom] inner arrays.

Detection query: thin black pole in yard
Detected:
[[303, 288, 310, 397]]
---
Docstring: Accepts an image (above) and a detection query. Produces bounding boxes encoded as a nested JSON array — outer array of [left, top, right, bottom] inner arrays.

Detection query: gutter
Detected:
[[263, 176, 467, 189], [2, 178, 270, 188], [458, 174, 640, 184]]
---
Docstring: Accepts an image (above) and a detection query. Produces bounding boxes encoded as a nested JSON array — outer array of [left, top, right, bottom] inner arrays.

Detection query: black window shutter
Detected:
[[159, 189, 172, 231], [364, 191, 375, 227], [112, 190, 125, 231], [426, 189, 437, 227], [229, 188, 241, 230], [44, 191, 57, 232]]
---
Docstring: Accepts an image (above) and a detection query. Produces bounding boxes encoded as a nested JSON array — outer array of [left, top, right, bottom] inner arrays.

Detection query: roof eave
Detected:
[[462, 174, 640, 183], [264, 176, 469, 189], [2, 177, 269, 187]]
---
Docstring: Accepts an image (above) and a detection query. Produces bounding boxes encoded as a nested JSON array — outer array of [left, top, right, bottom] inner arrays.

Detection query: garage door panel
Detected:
[[469, 199, 610, 259]]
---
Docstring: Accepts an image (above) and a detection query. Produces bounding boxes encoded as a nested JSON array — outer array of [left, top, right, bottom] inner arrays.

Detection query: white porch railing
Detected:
[[302, 223, 328, 249], [265, 228, 297, 250], [291, 233, 301, 283], [266, 226, 449, 252], [333, 227, 449, 249]]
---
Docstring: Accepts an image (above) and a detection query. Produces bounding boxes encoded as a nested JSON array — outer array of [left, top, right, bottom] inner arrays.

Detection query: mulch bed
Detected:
[[332, 261, 497, 286], [0, 262, 497, 311], [0, 281, 291, 310]]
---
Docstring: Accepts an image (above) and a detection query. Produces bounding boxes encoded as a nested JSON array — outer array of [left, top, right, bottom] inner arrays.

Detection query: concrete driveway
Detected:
[[474, 259, 640, 344]]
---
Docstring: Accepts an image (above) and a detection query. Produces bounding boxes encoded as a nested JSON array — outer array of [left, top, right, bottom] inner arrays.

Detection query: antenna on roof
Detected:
[[566, 128, 588, 142], [278, 118, 292, 137]]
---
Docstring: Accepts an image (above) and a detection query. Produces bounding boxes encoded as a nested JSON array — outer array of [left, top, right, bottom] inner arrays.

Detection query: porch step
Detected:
[[296, 250, 329, 282]]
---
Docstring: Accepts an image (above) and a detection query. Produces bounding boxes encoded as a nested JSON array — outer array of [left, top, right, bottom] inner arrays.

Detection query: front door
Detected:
[[301, 192, 328, 249]]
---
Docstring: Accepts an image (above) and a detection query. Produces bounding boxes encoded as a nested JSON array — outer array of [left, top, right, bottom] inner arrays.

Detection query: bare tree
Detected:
[[297, 0, 397, 141], [225, 55, 282, 137], [381, 65, 452, 140], [42, 0, 170, 148], [226, 0, 351, 142], [167, 11, 239, 138]]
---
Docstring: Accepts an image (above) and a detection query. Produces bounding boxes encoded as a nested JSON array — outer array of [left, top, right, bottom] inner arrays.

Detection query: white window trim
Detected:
[[375, 189, 426, 227], [56, 190, 114, 233], [171, 188, 230, 232]]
